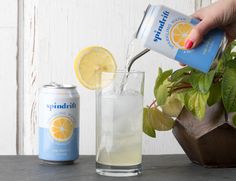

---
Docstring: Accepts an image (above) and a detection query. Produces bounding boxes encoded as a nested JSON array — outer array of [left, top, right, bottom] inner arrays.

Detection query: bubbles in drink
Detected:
[[96, 90, 143, 166]]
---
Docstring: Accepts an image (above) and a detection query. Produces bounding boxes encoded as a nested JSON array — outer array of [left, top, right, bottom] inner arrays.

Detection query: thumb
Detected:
[[184, 18, 217, 49]]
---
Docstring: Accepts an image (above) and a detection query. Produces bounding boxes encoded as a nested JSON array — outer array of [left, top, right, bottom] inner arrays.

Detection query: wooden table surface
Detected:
[[1, 155, 235, 181]]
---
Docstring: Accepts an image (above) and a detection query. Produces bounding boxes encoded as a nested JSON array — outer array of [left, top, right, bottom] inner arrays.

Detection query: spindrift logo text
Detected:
[[153, 10, 170, 42], [47, 102, 76, 111]]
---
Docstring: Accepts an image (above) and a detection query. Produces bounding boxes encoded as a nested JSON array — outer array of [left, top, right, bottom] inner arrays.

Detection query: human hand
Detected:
[[184, 0, 236, 49]]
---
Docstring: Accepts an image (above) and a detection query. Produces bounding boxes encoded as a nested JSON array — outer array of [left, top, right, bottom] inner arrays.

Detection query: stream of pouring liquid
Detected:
[[118, 39, 150, 93]]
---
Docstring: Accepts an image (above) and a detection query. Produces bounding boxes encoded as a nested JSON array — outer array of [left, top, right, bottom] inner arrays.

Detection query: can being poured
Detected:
[[136, 4, 226, 73]]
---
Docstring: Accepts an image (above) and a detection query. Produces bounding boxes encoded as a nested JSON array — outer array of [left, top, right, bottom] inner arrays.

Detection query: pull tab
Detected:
[[49, 82, 62, 87], [50, 82, 61, 87]]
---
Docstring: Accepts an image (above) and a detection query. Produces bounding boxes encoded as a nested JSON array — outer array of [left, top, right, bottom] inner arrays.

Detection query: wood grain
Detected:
[[21, 0, 39, 155], [0, 0, 17, 154], [21, 0, 213, 155]]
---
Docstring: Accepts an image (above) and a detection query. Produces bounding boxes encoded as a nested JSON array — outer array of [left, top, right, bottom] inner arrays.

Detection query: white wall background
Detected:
[[0, 0, 214, 155], [0, 0, 17, 155]]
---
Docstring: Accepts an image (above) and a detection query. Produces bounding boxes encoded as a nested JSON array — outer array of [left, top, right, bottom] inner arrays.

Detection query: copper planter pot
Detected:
[[173, 102, 236, 167]]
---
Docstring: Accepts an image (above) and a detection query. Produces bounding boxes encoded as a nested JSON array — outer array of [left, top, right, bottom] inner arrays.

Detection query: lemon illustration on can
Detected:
[[50, 116, 74, 142], [170, 22, 193, 49]]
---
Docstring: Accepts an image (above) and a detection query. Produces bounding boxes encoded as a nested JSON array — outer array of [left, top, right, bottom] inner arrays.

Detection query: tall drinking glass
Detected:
[[96, 71, 144, 177]]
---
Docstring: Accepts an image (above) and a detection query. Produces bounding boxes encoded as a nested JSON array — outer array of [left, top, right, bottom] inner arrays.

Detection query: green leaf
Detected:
[[170, 66, 192, 82], [155, 80, 170, 106], [221, 40, 236, 63], [231, 40, 236, 47], [231, 52, 236, 58], [148, 107, 174, 131], [207, 83, 221, 106], [154, 68, 173, 105], [216, 58, 224, 72], [143, 108, 156, 137], [222, 44, 233, 63], [222, 61, 236, 112], [161, 93, 183, 117], [154, 68, 172, 89], [188, 70, 215, 93], [184, 89, 209, 120], [176, 91, 186, 104]]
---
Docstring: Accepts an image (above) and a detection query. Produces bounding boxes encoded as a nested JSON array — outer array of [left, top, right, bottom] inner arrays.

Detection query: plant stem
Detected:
[[213, 75, 223, 83], [149, 100, 157, 108], [172, 84, 192, 92], [170, 75, 222, 93]]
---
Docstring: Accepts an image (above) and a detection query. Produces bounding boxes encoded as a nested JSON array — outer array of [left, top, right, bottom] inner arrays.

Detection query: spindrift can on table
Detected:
[[38, 82, 79, 164]]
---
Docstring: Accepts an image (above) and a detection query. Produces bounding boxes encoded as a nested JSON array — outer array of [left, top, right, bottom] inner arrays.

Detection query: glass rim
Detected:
[[101, 70, 145, 74]]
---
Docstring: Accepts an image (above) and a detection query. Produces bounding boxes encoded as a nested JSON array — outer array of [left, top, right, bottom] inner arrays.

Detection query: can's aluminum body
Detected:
[[38, 83, 79, 164], [136, 4, 226, 73]]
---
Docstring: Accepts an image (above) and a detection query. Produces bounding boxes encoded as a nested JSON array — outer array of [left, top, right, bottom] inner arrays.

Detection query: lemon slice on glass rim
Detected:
[[74, 46, 117, 90]]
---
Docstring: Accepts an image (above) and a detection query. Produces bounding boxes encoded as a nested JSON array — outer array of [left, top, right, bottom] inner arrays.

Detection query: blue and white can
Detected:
[[38, 82, 79, 164], [136, 4, 226, 73]]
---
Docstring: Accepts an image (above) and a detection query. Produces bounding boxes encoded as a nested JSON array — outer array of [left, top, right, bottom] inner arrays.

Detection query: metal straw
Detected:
[[127, 48, 150, 72]]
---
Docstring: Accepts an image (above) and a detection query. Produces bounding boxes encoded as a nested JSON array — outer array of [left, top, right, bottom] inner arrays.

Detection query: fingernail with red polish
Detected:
[[184, 39, 193, 49]]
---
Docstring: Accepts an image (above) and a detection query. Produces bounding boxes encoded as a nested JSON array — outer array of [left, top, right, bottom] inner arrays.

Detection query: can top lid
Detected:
[[43, 82, 76, 89], [135, 4, 152, 38], [136, 4, 159, 41]]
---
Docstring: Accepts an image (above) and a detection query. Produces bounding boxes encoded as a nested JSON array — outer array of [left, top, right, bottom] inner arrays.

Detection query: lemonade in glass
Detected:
[[74, 47, 144, 177]]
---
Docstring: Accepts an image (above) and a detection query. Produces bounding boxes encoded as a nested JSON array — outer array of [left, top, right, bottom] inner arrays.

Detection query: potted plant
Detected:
[[143, 40, 236, 167]]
